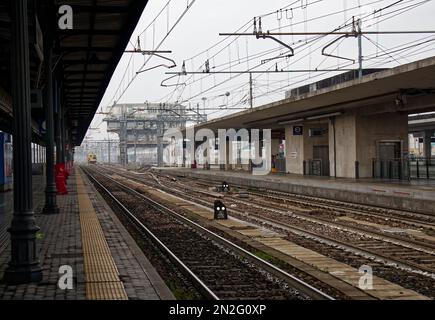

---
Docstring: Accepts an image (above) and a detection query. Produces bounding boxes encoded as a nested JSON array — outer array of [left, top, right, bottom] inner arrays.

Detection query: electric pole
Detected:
[[249, 72, 253, 109], [357, 18, 363, 79]]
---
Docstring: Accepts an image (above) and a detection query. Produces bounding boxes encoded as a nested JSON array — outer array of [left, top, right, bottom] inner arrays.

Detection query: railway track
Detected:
[[107, 168, 435, 271], [83, 166, 333, 300], [181, 175, 435, 229], [244, 190, 435, 230], [158, 172, 435, 248], [96, 166, 435, 297], [176, 176, 435, 244]]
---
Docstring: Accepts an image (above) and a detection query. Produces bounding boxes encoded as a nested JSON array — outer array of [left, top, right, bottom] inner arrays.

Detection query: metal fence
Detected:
[[372, 158, 435, 180], [409, 158, 435, 179], [304, 159, 330, 177], [274, 159, 286, 173]]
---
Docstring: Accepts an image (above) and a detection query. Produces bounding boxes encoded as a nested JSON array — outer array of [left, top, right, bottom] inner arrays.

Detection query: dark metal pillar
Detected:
[[157, 115, 164, 167], [119, 121, 127, 165], [133, 131, 137, 164], [61, 104, 66, 164], [3, 0, 43, 284], [55, 80, 63, 164], [119, 106, 128, 165], [42, 44, 59, 214], [424, 130, 432, 162], [66, 131, 72, 164], [108, 139, 111, 164]]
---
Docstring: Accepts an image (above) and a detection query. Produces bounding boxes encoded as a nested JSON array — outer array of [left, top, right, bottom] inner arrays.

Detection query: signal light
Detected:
[[222, 181, 229, 192], [214, 200, 228, 220]]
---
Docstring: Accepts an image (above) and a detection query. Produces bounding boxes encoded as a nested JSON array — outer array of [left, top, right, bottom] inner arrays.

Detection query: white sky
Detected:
[[86, 0, 435, 140]]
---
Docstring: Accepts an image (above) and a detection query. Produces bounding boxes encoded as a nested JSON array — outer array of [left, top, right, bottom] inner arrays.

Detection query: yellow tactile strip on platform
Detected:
[[76, 168, 128, 300]]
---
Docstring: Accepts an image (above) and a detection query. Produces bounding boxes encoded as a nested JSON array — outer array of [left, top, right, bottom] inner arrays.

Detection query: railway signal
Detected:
[[222, 181, 229, 192], [214, 200, 228, 220]]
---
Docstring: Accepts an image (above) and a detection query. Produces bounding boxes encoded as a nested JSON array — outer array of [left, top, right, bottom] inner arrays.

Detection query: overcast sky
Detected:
[[87, 0, 435, 140]]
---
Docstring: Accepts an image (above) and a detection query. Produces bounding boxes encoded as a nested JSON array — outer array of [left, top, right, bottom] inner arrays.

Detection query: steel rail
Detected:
[[247, 189, 435, 229], [85, 166, 334, 300], [109, 168, 435, 277], [83, 167, 219, 300], [110, 168, 435, 254], [180, 174, 435, 228]]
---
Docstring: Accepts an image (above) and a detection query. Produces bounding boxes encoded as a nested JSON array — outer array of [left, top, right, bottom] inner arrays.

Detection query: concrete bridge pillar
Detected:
[[330, 112, 408, 178], [285, 126, 304, 175]]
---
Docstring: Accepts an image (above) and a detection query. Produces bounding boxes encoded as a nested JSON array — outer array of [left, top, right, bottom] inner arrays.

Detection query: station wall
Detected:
[[356, 112, 408, 178], [285, 123, 329, 175], [190, 109, 409, 180], [285, 111, 408, 178], [285, 127, 304, 174], [329, 114, 357, 178]]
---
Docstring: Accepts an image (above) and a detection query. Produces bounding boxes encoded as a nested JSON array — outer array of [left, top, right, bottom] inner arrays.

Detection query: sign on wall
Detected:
[[293, 126, 303, 136]]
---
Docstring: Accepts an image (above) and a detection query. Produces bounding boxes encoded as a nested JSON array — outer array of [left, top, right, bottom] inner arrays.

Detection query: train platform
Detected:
[[154, 168, 435, 215], [0, 176, 46, 253], [0, 168, 174, 300]]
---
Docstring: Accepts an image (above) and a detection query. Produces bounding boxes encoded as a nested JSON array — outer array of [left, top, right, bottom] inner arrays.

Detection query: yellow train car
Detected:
[[87, 153, 97, 164]]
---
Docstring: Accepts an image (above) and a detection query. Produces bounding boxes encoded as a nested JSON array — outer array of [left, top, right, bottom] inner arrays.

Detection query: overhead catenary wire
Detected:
[[135, 0, 416, 110], [175, 0, 433, 114], [159, 0, 332, 105], [106, 0, 197, 114], [91, 0, 197, 130], [177, 13, 359, 106], [173, 4, 357, 97], [93, 0, 435, 132]]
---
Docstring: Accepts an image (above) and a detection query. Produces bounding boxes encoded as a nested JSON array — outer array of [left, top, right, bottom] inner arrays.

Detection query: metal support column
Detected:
[[157, 116, 164, 167], [3, 0, 43, 284], [119, 121, 127, 165], [42, 44, 59, 214], [424, 130, 432, 162], [357, 19, 363, 79], [61, 105, 66, 164], [119, 106, 128, 165], [55, 80, 63, 164], [134, 131, 137, 164], [249, 72, 253, 108], [108, 139, 111, 164]]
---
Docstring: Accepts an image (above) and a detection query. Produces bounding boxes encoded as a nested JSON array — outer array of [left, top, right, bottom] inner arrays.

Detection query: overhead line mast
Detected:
[[219, 24, 435, 79]]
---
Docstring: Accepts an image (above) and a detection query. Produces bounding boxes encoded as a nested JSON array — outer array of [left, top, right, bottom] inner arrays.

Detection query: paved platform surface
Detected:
[[155, 168, 435, 215], [0, 176, 45, 253], [0, 168, 174, 300]]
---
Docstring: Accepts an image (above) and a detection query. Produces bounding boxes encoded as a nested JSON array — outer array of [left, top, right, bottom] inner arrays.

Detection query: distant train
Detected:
[[87, 153, 97, 164]]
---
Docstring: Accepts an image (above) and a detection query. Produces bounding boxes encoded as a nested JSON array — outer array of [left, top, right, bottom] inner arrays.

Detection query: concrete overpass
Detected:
[[409, 114, 435, 133]]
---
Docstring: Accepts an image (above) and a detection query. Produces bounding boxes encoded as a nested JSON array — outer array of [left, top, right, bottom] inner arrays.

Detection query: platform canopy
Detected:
[[0, 0, 149, 145], [191, 56, 435, 132]]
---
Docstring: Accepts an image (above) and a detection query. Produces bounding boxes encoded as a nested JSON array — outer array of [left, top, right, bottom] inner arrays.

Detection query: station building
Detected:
[[177, 57, 435, 181]]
